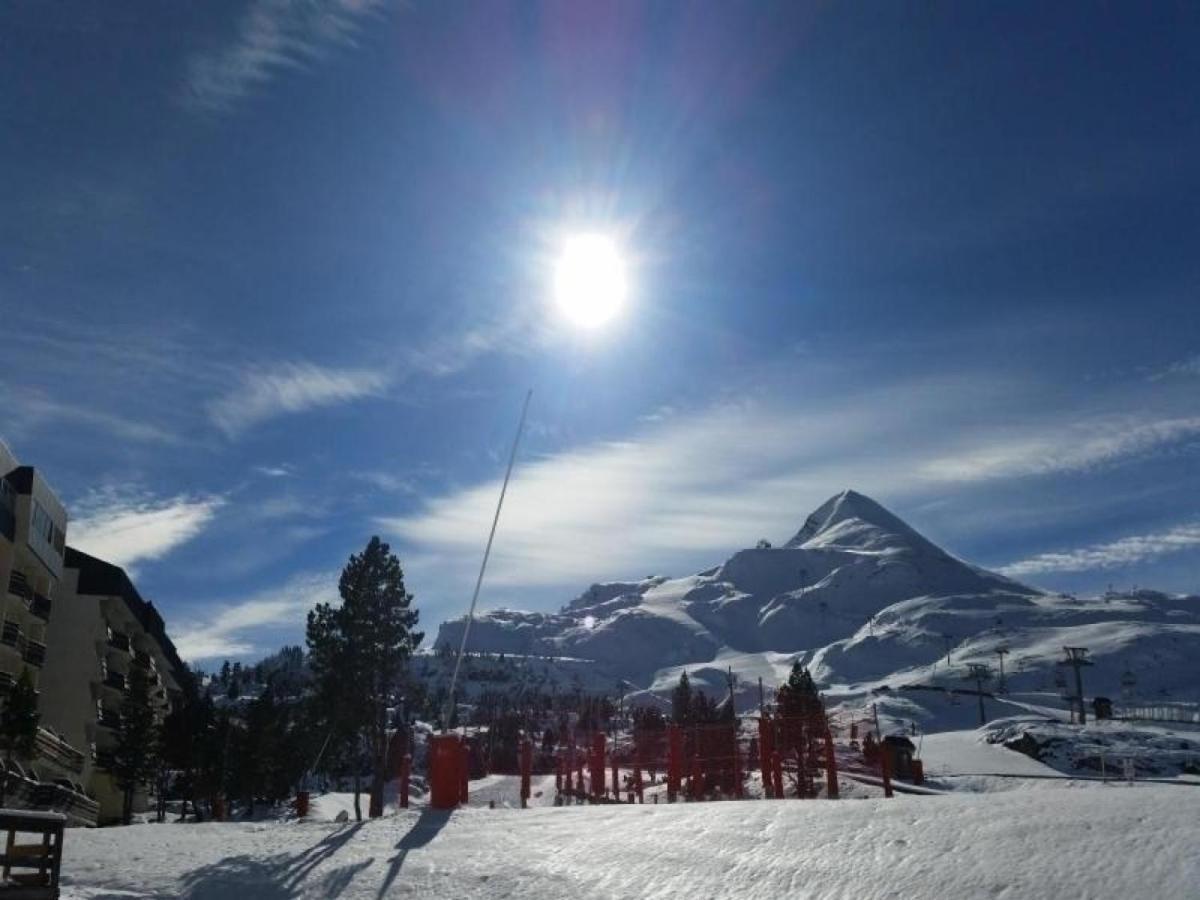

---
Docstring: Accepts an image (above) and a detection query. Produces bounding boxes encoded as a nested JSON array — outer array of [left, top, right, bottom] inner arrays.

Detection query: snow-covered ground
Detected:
[[61, 781, 1200, 899]]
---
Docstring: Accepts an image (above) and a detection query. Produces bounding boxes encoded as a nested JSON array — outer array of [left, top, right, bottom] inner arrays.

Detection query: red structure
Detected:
[[519, 738, 532, 808], [611, 759, 619, 799], [590, 733, 606, 799], [758, 716, 774, 798], [459, 741, 470, 805], [823, 731, 839, 799], [399, 754, 411, 809], [880, 745, 894, 799], [666, 724, 683, 802], [430, 734, 464, 810]]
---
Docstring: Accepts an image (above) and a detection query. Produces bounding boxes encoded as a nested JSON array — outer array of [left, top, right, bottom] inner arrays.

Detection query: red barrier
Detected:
[[294, 790, 310, 818], [690, 756, 702, 800], [555, 756, 563, 793], [771, 751, 783, 799], [520, 739, 532, 808], [823, 731, 838, 799], [759, 717, 774, 798], [880, 747, 894, 798], [590, 733, 606, 799], [459, 740, 470, 805], [611, 759, 619, 799], [733, 742, 743, 798], [634, 763, 644, 803], [667, 724, 682, 802], [400, 754, 411, 809], [430, 735, 463, 810]]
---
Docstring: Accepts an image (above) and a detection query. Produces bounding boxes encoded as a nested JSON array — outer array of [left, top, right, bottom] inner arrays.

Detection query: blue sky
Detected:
[[3, 2, 1199, 665]]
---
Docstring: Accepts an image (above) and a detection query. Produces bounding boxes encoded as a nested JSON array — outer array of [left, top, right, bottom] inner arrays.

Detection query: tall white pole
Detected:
[[442, 389, 533, 731]]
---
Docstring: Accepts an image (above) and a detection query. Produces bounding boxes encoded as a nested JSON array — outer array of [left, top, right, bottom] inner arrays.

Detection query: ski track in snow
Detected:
[[60, 784, 1199, 899]]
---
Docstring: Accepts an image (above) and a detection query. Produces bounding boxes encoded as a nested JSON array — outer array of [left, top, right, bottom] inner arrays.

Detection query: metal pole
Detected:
[[442, 389, 533, 730]]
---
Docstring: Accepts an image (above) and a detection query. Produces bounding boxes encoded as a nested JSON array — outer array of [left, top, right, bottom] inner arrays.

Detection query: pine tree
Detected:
[[0, 668, 40, 806], [306, 536, 422, 820], [671, 671, 692, 724], [110, 664, 160, 824]]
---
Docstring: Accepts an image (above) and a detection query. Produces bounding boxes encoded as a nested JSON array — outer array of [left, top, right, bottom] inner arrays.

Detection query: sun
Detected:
[[553, 233, 627, 329]]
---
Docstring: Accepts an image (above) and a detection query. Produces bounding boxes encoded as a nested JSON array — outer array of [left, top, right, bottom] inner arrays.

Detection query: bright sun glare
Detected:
[[554, 233, 627, 329]]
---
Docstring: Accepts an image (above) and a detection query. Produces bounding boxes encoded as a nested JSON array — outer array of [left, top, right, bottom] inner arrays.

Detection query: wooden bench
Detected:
[[0, 810, 65, 900]]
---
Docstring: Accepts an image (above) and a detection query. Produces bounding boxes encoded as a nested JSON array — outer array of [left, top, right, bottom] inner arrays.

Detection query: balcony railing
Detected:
[[96, 708, 120, 730], [7, 571, 29, 601], [34, 727, 86, 775], [0, 620, 19, 647], [132, 649, 157, 670], [103, 671, 127, 693], [107, 630, 131, 653], [23, 640, 46, 668], [29, 592, 50, 621], [0, 671, 14, 691]]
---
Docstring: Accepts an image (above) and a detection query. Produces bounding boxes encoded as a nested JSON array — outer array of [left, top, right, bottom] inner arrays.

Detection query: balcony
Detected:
[[29, 592, 50, 621], [23, 639, 46, 668], [107, 630, 131, 653], [34, 727, 86, 776], [7, 571, 29, 601], [0, 671, 14, 691], [102, 671, 127, 693], [132, 649, 157, 671], [0, 620, 19, 647], [96, 708, 120, 731]]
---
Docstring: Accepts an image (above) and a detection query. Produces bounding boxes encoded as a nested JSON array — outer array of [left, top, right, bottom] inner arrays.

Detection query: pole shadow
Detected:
[[376, 808, 453, 898]]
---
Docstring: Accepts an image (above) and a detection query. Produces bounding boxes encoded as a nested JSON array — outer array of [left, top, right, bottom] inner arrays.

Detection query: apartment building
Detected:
[[40, 548, 186, 825], [0, 440, 97, 823]]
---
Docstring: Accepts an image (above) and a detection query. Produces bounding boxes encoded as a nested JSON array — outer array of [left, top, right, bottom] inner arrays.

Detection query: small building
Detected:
[[882, 734, 916, 780]]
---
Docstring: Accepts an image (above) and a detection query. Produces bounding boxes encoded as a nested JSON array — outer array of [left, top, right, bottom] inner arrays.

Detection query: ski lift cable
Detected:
[[441, 389, 532, 732]]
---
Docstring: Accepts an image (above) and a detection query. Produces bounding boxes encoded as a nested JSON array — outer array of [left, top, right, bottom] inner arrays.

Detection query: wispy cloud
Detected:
[[1150, 355, 1200, 381], [383, 386, 1200, 593], [3, 384, 178, 445], [998, 523, 1200, 577], [69, 490, 225, 570], [919, 417, 1200, 482], [182, 0, 388, 113], [173, 571, 336, 660], [254, 463, 296, 478], [208, 362, 388, 437]]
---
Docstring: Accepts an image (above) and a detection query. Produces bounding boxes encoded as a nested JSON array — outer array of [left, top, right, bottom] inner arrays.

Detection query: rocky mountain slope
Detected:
[[435, 490, 1200, 719]]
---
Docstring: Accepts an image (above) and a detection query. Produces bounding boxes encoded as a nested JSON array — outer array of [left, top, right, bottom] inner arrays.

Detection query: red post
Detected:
[[690, 756, 702, 800], [294, 790, 310, 818], [611, 759, 619, 799], [667, 724, 682, 802], [430, 735, 462, 810], [555, 755, 563, 793], [591, 733, 606, 800], [771, 751, 783, 799], [576, 759, 585, 794], [823, 731, 838, 799], [634, 763, 644, 803], [459, 740, 470, 805], [733, 743, 743, 799], [400, 754, 411, 809], [758, 717, 774, 798], [880, 747, 894, 798], [520, 738, 532, 808], [911, 758, 924, 786]]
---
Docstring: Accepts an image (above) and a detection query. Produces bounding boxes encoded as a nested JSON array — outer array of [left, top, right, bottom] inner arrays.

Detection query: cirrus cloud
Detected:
[[69, 490, 226, 570]]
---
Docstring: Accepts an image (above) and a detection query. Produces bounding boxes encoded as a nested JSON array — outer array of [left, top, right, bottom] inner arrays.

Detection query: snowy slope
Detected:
[[434, 490, 1200, 722], [61, 785, 1200, 899]]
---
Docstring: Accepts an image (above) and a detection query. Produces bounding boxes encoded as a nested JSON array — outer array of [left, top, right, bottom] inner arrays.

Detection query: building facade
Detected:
[[40, 548, 187, 825], [0, 440, 97, 823]]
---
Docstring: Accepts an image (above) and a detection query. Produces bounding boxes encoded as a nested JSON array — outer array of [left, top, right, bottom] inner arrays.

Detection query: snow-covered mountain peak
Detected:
[[784, 489, 936, 554]]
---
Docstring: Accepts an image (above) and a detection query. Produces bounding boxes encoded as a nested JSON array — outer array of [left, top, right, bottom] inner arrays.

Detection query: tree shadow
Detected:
[[178, 822, 367, 899], [376, 808, 452, 898]]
